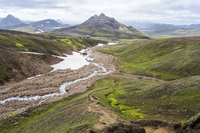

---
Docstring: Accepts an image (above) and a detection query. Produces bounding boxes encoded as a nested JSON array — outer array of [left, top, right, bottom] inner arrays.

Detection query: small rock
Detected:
[[114, 102, 119, 106]]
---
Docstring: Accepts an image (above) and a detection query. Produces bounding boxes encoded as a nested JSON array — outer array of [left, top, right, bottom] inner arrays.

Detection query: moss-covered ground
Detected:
[[94, 75, 200, 123]]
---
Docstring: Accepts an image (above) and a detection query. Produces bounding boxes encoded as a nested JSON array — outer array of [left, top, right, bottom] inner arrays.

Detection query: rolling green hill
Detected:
[[99, 37, 200, 80], [93, 36, 200, 125], [94, 75, 200, 122], [0, 29, 104, 85]]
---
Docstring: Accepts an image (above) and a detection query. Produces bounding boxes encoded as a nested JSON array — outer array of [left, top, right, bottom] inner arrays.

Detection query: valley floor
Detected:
[[1, 41, 200, 133]]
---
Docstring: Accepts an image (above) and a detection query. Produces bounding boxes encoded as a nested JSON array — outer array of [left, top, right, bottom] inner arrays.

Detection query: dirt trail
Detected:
[[110, 72, 163, 82], [88, 87, 118, 130]]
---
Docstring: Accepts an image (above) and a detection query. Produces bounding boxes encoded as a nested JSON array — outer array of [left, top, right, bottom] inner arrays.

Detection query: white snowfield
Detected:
[[51, 52, 90, 71]]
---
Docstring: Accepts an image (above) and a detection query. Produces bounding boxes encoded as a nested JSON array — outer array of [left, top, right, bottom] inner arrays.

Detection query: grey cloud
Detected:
[[0, 0, 200, 24]]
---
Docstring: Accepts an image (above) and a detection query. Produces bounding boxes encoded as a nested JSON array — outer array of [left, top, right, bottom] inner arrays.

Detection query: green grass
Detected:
[[12, 26, 37, 34], [94, 77, 161, 121], [99, 37, 200, 80], [93, 76, 200, 122], [0, 78, 114, 133], [15, 43, 29, 51]]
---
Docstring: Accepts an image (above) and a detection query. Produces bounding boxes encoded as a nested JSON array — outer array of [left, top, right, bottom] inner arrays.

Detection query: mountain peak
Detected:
[[0, 14, 23, 28], [90, 13, 107, 19], [6, 14, 15, 18], [100, 13, 106, 17], [54, 14, 149, 39]]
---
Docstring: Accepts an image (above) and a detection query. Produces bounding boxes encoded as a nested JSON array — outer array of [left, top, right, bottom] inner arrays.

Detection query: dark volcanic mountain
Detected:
[[0, 14, 24, 28], [54, 13, 149, 39]]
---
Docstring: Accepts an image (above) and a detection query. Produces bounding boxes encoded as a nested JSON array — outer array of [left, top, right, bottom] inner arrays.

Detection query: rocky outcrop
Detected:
[[100, 123, 146, 133]]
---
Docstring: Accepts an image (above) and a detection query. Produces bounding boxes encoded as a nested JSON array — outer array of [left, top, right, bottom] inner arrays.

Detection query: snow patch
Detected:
[[51, 52, 90, 71], [27, 74, 42, 80], [19, 52, 45, 55], [108, 42, 118, 45], [36, 29, 44, 33], [97, 43, 106, 46]]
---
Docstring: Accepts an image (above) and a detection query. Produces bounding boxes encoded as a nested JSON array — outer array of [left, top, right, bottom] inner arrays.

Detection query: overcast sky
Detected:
[[0, 0, 200, 25]]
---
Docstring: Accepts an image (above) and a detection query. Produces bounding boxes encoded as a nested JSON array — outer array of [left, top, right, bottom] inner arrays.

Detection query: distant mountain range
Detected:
[[123, 21, 200, 36], [53, 13, 149, 39], [178, 24, 200, 29], [124, 21, 200, 31], [1, 14, 200, 37], [0, 14, 70, 33]]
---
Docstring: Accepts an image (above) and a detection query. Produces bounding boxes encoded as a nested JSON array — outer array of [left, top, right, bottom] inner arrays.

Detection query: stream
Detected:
[[0, 45, 115, 104]]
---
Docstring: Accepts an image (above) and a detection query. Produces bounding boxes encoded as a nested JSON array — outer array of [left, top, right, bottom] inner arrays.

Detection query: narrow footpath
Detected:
[[87, 87, 118, 130]]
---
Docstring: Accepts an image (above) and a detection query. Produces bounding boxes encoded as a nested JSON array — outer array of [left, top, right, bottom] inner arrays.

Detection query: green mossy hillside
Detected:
[[99, 37, 200, 80]]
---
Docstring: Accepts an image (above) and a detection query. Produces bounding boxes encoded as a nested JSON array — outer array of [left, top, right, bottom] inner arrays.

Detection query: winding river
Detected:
[[0, 44, 115, 104]]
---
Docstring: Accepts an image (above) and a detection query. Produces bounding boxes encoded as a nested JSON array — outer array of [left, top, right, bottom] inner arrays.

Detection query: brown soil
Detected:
[[132, 120, 182, 133], [0, 48, 62, 85]]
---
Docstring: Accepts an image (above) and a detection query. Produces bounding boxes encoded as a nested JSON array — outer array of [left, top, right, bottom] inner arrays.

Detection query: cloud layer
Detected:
[[0, 0, 200, 24]]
